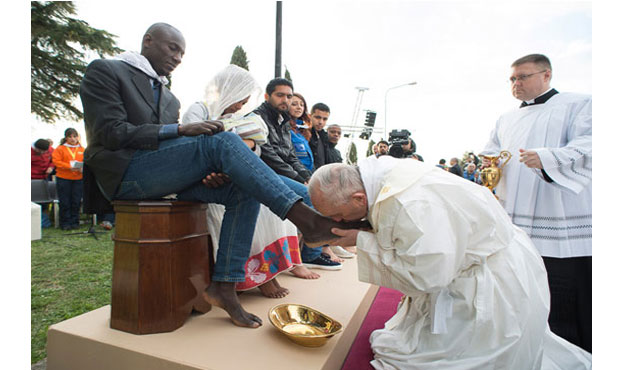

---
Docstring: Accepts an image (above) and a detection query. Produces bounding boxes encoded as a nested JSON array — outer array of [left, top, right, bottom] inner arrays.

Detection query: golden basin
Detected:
[[268, 303, 343, 347]]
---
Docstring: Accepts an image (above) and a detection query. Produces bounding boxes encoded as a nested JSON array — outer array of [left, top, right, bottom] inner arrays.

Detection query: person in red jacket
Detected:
[[52, 128, 84, 230], [31, 139, 55, 179]]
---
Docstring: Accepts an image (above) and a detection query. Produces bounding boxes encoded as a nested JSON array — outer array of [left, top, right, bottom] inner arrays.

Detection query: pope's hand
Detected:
[[178, 121, 224, 136], [202, 172, 230, 188], [519, 149, 543, 169], [329, 228, 360, 247]]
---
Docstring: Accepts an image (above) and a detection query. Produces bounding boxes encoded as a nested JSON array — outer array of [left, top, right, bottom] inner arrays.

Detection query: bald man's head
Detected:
[[141, 23, 186, 76]]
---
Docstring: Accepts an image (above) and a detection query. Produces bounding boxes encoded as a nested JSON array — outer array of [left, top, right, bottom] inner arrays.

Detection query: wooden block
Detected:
[[110, 200, 214, 334]]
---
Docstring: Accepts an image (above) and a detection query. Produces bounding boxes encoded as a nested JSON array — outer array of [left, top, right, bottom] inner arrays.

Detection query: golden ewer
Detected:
[[480, 150, 512, 198]]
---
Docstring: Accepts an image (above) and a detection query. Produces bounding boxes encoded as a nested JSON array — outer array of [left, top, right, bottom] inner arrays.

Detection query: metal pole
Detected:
[[384, 82, 417, 139], [275, 1, 282, 78]]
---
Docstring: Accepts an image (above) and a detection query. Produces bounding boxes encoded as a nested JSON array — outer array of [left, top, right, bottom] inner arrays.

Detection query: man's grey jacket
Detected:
[[79, 59, 181, 201]]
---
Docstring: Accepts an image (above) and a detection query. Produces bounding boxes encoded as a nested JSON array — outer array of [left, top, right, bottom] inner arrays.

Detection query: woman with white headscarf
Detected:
[[182, 64, 302, 298]]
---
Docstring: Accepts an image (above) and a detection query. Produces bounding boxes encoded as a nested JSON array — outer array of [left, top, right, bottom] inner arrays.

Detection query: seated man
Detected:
[[79, 22, 362, 328], [308, 157, 592, 369]]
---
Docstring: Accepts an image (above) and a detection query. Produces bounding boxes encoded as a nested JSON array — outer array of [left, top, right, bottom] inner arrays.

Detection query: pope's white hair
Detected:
[[308, 163, 364, 206]]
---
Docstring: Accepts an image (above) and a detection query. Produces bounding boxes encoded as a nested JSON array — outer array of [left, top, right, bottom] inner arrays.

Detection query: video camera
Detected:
[[388, 129, 412, 158]]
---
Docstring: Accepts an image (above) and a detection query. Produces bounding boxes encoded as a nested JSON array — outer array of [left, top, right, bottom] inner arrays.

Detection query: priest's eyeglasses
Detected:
[[508, 70, 547, 83]]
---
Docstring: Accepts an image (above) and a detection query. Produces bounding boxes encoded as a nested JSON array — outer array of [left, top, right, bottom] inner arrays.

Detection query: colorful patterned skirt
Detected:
[[206, 204, 302, 291]]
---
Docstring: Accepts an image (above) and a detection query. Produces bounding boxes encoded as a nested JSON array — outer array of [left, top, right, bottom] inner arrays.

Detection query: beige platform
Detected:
[[47, 256, 379, 370]]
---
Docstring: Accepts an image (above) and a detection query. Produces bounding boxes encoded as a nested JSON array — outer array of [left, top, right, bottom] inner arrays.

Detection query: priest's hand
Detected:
[[178, 121, 224, 136], [329, 228, 360, 247], [480, 157, 491, 168], [202, 172, 230, 188], [519, 149, 543, 169]]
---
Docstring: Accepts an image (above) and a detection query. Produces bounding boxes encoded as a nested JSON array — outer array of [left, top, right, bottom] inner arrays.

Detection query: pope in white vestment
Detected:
[[309, 157, 591, 370]]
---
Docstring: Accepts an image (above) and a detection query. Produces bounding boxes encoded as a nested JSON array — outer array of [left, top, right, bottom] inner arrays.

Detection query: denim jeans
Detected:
[[56, 177, 83, 228], [277, 175, 322, 262], [115, 132, 303, 282]]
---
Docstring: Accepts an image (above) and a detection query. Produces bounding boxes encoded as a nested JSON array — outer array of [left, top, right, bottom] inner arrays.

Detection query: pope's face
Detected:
[[311, 189, 368, 222], [510, 62, 551, 101]]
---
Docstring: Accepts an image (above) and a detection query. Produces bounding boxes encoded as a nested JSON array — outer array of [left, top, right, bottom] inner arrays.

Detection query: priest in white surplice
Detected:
[[481, 54, 591, 352], [308, 158, 591, 369]]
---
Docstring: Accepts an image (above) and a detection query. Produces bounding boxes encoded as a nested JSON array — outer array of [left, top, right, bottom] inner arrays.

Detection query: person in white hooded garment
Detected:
[[308, 157, 591, 370], [182, 65, 306, 298]]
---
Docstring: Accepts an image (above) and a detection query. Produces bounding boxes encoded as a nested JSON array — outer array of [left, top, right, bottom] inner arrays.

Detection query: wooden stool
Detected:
[[110, 200, 214, 334]]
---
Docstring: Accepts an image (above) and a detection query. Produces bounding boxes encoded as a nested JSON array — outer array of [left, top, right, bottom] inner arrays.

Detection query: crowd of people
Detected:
[[31, 21, 591, 368]]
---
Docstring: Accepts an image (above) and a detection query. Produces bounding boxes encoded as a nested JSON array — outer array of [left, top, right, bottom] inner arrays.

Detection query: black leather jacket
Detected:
[[326, 141, 343, 164], [252, 102, 312, 183]]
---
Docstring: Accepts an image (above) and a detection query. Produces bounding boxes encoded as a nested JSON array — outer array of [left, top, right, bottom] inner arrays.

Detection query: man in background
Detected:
[[325, 124, 343, 164], [31, 138, 55, 180], [309, 102, 330, 169], [481, 53, 591, 352]]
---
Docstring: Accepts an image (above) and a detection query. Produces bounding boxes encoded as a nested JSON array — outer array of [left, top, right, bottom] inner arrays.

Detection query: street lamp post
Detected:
[[384, 82, 417, 139]]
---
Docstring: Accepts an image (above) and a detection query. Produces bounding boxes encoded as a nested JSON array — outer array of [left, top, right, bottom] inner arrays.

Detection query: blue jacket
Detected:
[[290, 129, 314, 172]]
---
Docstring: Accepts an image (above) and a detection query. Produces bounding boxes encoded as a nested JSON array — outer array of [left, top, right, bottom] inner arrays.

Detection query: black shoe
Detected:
[[71, 224, 80, 230], [61, 225, 71, 231], [303, 253, 343, 271]]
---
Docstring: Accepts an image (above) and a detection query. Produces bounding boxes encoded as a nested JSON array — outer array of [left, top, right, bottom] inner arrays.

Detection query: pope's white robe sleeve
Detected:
[[357, 197, 468, 297], [534, 97, 592, 194]]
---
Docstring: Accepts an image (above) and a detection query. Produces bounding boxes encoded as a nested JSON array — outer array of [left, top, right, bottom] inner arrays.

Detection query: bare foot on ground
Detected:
[[290, 265, 320, 279], [203, 281, 262, 328], [323, 247, 344, 263], [258, 278, 289, 298]]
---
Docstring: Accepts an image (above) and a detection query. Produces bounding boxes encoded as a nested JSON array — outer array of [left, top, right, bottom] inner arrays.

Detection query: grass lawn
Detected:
[[31, 223, 114, 364]]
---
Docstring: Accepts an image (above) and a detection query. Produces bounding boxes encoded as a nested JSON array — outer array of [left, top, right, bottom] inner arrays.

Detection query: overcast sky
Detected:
[[31, 0, 593, 165], [14, 1, 620, 366]]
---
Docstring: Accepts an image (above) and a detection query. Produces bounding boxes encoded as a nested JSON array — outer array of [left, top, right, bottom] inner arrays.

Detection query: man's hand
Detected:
[[202, 172, 230, 188], [329, 228, 360, 247], [242, 139, 256, 150], [45, 167, 54, 175], [519, 149, 543, 169], [481, 157, 491, 169], [178, 121, 224, 136]]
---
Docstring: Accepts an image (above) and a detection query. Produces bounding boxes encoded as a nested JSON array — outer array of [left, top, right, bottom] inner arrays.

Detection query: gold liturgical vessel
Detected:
[[480, 150, 512, 198], [269, 303, 343, 347]]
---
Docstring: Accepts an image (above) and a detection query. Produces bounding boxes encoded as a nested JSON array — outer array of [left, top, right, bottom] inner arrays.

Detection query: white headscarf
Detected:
[[114, 51, 169, 85], [204, 64, 262, 119]]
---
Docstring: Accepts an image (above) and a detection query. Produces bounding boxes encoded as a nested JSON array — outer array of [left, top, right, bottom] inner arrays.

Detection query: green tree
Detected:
[[284, 66, 292, 83], [31, 1, 122, 123], [230, 45, 249, 70], [366, 139, 376, 157], [347, 142, 358, 165]]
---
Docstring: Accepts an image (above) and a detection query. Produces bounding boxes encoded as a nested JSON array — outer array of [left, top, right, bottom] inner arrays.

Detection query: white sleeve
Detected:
[[535, 97, 592, 194], [356, 197, 468, 296], [181, 102, 209, 124], [480, 118, 502, 156]]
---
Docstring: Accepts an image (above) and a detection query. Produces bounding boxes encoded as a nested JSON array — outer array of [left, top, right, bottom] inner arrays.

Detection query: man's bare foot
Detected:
[[344, 246, 357, 254], [203, 281, 262, 328], [290, 265, 320, 279], [323, 247, 344, 263], [258, 278, 289, 298]]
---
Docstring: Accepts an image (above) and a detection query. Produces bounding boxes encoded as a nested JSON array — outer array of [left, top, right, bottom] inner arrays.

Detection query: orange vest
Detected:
[[52, 144, 84, 180]]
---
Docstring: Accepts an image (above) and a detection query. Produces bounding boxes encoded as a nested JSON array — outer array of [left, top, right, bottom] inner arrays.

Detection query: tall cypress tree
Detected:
[[31, 1, 121, 123], [284, 66, 292, 83], [230, 45, 249, 70]]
